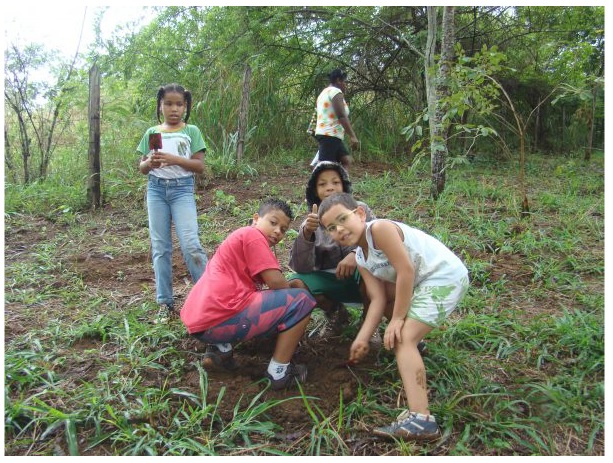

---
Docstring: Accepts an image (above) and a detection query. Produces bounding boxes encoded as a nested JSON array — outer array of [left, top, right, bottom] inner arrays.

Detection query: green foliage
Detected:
[[5, 180, 87, 216], [5, 6, 604, 190], [206, 128, 259, 179], [402, 44, 507, 161]]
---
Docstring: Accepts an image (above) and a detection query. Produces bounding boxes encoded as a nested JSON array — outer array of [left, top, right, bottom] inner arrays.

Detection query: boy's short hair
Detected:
[[318, 192, 358, 220], [258, 198, 294, 221]]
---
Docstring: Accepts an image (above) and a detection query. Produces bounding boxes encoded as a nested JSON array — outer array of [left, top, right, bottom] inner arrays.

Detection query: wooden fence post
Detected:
[[237, 64, 252, 162], [87, 64, 101, 209]]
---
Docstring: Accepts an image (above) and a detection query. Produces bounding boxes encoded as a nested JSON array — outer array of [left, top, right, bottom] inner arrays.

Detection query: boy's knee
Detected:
[[289, 279, 308, 290]]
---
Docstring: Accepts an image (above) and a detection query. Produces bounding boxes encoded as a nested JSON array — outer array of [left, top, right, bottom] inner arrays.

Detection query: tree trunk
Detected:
[[16, 111, 31, 184], [4, 122, 12, 174], [237, 64, 252, 162], [426, 6, 455, 200], [585, 83, 596, 161], [562, 106, 566, 154], [533, 100, 540, 152], [87, 65, 101, 209], [425, 7, 437, 190]]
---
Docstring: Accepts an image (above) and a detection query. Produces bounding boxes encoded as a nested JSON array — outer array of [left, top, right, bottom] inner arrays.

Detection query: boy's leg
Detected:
[[394, 318, 434, 415], [192, 288, 315, 373], [374, 278, 469, 440], [272, 314, 312, 364], [372, 318, 438, 441], [195, 288, 315, 345], [243, 288, 315, 388]]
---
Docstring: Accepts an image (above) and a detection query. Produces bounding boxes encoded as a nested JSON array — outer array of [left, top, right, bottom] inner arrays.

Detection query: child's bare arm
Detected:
[[259, 268, 289, 290], [370, 220, 415, 349], [358, 268, 386, 337], [349, 267, 385, 362]]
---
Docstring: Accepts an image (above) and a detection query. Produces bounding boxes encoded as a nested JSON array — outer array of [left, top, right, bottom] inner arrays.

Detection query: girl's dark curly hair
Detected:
[[305, 161, 352, 208], [156, 83, 192, 123]]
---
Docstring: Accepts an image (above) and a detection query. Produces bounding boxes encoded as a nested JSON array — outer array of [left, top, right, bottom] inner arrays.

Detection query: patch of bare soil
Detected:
[[5, 161, 410, 455], [6, 159, 593, 455]]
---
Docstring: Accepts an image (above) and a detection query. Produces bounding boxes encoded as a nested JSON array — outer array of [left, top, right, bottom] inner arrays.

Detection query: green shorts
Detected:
[[409, 275, 470, 328], [288, 270, 363, 304]]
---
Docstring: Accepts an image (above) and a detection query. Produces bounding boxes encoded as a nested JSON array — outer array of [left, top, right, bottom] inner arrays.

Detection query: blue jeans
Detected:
[[147, 175, 208, 305]]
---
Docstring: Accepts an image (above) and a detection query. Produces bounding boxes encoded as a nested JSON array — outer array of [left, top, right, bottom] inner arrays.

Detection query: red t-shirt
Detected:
[[180, 226, 281, 334]]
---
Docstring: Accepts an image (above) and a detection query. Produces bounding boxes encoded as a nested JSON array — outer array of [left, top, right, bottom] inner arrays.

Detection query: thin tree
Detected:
[[87, 64, 101, 209], [3, 9, 87, 184], [425, 6, 455, 199], [237, 64, 252, 163]]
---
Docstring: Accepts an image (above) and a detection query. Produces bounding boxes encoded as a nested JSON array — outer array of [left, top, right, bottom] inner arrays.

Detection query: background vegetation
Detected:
[[4, 6, 604, 191]]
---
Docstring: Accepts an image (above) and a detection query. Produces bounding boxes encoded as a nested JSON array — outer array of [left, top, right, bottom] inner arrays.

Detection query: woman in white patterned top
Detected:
[[313, 69, 359, 170]]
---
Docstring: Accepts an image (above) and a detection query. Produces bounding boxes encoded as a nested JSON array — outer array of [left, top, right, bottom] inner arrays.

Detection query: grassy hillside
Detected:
[[4, 151, 604, 456]]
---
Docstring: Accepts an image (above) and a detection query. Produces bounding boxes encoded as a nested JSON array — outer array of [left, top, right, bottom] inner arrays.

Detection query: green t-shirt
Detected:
[[137, 124, 206, 179]]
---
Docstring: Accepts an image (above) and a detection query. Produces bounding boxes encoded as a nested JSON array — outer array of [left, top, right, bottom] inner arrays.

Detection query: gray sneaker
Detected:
[[202, 345, 237, 371], [417, 340, 427, 355], [265, 362, 308, 390], [369, 330, 383, 350], [372, 410, 441, 441]]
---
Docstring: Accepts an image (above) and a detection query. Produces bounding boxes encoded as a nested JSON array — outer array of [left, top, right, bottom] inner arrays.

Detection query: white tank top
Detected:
[[355, 220, 468, 286]]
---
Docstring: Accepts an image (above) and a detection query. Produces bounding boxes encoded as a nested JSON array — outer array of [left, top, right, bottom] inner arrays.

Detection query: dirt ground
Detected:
[[5, 161, 416, 455], [6, 159, 597, 455]]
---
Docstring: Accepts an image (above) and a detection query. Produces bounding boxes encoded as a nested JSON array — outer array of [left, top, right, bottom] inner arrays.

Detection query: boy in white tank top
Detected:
[[319, 192, 469, 441]]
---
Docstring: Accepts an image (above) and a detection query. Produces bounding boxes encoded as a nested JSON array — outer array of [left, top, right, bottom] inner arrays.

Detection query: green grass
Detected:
[[4, 149, 604, 455]]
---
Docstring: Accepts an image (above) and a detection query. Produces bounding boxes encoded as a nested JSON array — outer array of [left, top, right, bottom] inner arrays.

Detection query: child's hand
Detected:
[[336, 253, 357, 279], [150, 152, 175, 167], [304, 204, 319, 235], [384, 319, 405, 350], [148, 155, 162, 169], [349, 338, 369, 363]]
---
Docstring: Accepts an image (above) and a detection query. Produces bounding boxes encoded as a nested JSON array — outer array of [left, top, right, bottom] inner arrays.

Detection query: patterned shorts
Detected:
[[409, 275, 470, 328], [192, 288, 316, 345]]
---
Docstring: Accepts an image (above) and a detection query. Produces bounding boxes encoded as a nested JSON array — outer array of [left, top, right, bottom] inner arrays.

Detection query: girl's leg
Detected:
[[169, 177, 208, 282], [146, 178, 173, 305]]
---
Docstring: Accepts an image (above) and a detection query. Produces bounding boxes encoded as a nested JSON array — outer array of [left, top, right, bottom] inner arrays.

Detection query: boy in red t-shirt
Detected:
[[181, 198, 316, 390]]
